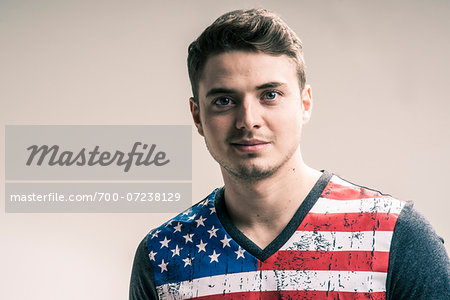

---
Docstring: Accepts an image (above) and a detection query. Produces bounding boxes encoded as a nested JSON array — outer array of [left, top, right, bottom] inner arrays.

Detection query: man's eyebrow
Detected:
[[256, 82, 287, 90], [205, 82, 287, 98], [205, 88, 238, 98]]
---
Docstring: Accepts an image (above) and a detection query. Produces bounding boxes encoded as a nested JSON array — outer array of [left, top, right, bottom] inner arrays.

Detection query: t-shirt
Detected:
[[130, 171, 450, 299]]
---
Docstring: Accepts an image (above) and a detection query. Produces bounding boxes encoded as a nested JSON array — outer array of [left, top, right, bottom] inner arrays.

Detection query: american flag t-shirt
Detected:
[[147, 173, 405, 299]]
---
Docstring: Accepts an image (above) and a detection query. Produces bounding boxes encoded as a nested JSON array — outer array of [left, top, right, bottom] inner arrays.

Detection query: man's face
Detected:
[[190, 51, 312, 181]]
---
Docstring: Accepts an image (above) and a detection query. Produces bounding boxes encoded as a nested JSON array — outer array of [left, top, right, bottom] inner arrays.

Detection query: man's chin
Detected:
[[224, 164, 279, 181]]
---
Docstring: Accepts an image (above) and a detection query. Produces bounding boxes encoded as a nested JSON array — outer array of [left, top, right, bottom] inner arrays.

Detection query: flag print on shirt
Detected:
[[148, 191, 257, 289], [146, 173, 406, 299]]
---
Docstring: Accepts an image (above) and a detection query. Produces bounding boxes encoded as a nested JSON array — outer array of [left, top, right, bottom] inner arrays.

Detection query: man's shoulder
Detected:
[[318, 174, 407, 214]]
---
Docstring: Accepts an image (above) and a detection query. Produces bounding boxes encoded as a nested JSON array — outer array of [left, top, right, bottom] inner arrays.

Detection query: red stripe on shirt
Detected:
[[298, 212, 399, 232], [321, 182, 388, 200], [193, 290, 386, 299], [258, 250, 389, 273]]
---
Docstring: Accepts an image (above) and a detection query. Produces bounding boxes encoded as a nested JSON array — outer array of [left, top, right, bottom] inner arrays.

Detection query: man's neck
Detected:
[[220, 157, 322, 249]]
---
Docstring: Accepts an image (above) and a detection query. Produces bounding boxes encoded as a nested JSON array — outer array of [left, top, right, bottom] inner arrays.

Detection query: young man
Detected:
[[130, 9, 449, 299]]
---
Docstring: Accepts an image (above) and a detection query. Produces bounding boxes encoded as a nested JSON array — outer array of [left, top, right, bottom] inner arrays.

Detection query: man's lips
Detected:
[[230, 139, 270, 152], [231, 139, 268, 145]]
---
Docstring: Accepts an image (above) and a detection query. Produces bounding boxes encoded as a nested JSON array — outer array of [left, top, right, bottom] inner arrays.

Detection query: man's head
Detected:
[[187, 9, 313, 182], [187, 8, 306, 104]]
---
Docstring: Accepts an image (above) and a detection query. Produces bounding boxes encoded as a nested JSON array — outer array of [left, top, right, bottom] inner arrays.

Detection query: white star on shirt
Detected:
[[183, 233, 194, 243], [164, 220, 174, 227], [201, 200, 209, 207], [160, 236, 170, 248], [209, 207, 216, 215], [195, 216, 206, 227], [170, 245, 182, 257], [196, 239, 207, 253], [208, 250, 221, 263], [148, 250, 157, 261], [182, 256, 194, 267], [151, 230, 161, 239], [158, 259, 168, 273], [182, 208, 192, 216], [173, 222, 182, 233], [220, 235, 232, 248], [235, 247, 245, 259], [207, 225, 219, 238], [187, 214, 197, 221]]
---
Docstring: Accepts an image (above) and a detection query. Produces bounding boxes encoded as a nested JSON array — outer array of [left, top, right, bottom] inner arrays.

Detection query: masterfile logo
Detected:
[[26, 142, 170, 172], [5, 125, 192, 213], [6, 125, 191, 180]]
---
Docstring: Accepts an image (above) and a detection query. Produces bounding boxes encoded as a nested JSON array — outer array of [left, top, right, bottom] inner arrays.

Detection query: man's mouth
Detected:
[[230, 139, 270, 152]]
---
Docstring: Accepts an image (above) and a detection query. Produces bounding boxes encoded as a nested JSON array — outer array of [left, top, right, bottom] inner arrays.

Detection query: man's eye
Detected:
[[214, 97, 233, 106], [263, 91, 279, 100]]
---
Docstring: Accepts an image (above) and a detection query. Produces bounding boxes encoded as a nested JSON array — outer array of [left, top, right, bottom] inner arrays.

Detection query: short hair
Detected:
[[187, 8, 306, 103]]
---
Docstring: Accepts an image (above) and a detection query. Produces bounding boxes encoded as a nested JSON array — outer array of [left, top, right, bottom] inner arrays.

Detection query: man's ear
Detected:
[[301, 85, 313, 124], [189, 97, 204, 136]]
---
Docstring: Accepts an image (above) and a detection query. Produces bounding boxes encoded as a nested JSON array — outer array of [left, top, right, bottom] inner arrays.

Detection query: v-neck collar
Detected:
[[214, 170, 333, 261]]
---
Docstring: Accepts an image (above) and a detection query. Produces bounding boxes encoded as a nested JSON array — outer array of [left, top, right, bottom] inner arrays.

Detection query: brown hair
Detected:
[[187, 8, 306, 103]]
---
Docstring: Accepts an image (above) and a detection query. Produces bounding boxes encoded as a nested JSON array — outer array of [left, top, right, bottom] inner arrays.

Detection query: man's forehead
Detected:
[[198, 51, 297, 96]]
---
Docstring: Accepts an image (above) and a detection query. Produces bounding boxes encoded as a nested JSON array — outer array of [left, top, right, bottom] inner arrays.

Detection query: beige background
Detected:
[[1, 0, 449, 299]]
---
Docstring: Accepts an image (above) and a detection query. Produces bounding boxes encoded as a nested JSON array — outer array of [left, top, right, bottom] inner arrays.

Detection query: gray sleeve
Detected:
[[386, 202, 450, 299], [129, 235, 159, 300]]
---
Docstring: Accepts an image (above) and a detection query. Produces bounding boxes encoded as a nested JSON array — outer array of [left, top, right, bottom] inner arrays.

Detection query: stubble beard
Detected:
[[204, 136, 299, 183]]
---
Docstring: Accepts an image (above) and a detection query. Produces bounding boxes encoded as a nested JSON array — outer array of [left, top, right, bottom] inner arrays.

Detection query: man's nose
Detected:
[[235, 98, 263, 130]]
